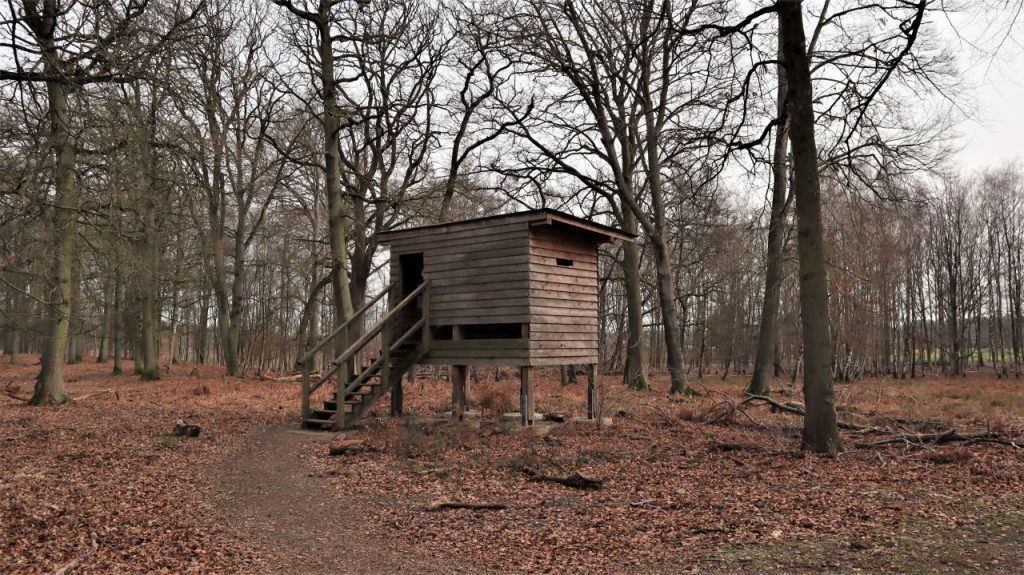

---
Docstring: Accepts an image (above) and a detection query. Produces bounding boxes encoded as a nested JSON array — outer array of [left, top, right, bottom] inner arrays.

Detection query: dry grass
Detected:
[[475, 383, 516, 417]]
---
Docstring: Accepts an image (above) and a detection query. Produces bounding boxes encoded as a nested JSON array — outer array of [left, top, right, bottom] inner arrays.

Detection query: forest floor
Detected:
[[2, 357, 1024, 574]]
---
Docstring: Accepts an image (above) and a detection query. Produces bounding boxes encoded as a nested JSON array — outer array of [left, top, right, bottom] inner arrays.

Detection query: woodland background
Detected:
[[4, 2, 1024, 573], [1, 0, 1023, 414]]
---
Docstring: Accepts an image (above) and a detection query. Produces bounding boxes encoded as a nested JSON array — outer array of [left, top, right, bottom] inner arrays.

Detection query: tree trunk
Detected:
[[196, 286, 209, 364], [31, 67, 75, 406], [167, 244, 183, 369], [778, 0, 843, 454], [650, 235, 689, 394], [621, 210, 650, 390], [140, 281, 160, 380], [7, 283, 20, 365], [318, 3, 354, 345], [97, 276, 113, 363], [749, 30, 790, 397], [112, 273, 124, 375]]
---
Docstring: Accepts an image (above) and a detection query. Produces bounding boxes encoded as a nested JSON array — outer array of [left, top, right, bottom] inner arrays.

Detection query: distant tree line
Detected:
[[2, 0, 1017, 452]]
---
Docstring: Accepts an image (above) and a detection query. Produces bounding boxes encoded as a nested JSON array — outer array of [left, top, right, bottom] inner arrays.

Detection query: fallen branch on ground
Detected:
[[426, 501, 508, 511], [328, 440, 365, 455], [4, 382, 29, 402], [257, 372, 307, 382], [73, 389, 119, 401], [742, 395, 893, 434], [701, 385, 765, 428], [52, 532, 98, 575], [739, 394, 1024, 447], [741, 394, 806, 416], [856, 430, 1021, 449], [523, 468, 603, 489], [741, 392, 1019, 448]]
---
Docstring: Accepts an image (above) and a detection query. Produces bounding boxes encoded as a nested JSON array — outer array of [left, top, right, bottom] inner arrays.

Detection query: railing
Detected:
[[298, 279, 431, 428], [298, 280, 396, 421]]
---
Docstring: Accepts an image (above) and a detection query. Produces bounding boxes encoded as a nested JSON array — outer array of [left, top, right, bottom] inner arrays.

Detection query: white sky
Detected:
[[945, 6, 1024, 172]]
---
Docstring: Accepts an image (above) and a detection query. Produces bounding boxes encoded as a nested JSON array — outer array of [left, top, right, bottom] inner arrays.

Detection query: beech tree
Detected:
[[778, 0, 842, 453], [0, 0, 198, 402], [272, 0, 361, 343]]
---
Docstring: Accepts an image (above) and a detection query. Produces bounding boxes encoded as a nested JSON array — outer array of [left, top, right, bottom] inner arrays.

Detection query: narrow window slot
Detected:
[[556, 258, 574, 267]]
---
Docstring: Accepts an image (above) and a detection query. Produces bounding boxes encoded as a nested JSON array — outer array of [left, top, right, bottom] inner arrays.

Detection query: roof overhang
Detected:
[[377, 208, 637, 244]]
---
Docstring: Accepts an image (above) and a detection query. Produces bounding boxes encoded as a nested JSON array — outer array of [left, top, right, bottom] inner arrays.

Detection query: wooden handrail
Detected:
[[297, 280, 398, 367], [301, 280, 396, 420], [330, 280, 430, 368], [342, 316, 425, 397], [302, 278, 430, 427], [310, 362, 341, 395]]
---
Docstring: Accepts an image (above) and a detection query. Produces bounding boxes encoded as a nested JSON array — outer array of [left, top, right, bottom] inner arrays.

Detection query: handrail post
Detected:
[[421, 281, 431, 353], [301, 357, 311, 421], [381, 317, 393, 417], [335, 359, 350, 431]]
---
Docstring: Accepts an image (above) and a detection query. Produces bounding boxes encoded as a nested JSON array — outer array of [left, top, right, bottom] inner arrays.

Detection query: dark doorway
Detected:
[[398, 253, 425, 331], [399, 252, 424, 297]]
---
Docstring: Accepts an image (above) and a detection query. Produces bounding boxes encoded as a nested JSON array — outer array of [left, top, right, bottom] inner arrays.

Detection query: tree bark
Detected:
[[621, 209, 651, 391], [778, 0, 843, 454], [6, 283, 20, 364], [749, 29, 790, 397], [196, 286, 209, 364], [31, 51, 75, 405], [138, 102, 161, 381], [317, 1, 354, 345], [112, 272, 123, 375], [650, 234, 689, 394], [97, 276, 113, 363]]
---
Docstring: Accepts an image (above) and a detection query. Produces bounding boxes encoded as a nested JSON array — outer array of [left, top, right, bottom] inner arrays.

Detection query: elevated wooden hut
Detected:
[[299, 209, 634, 430]]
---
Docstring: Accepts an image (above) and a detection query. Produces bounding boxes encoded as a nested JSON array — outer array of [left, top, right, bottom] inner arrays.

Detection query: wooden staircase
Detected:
[[298, 280, 430, 430]]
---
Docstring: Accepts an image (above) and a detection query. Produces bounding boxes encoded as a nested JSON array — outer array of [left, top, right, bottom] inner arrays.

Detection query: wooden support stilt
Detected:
[[586, 363, 598, 420], [334, 357, 352, 431], [520, 366, 533, 426], [453, 365, 467, 421], [390, 369, 404, 416]]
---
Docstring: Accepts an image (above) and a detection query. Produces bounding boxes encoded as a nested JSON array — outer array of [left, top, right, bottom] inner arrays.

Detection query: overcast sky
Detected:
[[946, 6, 1024, 172]]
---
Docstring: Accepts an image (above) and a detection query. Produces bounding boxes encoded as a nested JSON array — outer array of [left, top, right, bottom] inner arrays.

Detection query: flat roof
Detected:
[[377, 208, 636, 243]]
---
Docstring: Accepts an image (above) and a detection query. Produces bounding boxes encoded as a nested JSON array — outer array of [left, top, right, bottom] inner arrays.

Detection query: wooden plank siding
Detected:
[[378, 210, 629, 367], [526, 226, 600, 365], [387, 221, 532, 330]]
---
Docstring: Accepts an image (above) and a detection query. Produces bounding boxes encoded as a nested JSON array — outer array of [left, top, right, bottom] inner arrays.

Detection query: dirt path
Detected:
[[212, 426, 455, 575]]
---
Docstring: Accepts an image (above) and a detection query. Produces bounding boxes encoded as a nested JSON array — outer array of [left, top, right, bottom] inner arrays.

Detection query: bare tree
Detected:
[[778, 0, 842, 453], [0, 0, 196, 402]]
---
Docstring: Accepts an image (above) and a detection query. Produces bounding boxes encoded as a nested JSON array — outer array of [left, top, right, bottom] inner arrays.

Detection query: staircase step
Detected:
[[320, 401, 357, 410], [323, 394, 375, 411], [302, 417, 335, 429]]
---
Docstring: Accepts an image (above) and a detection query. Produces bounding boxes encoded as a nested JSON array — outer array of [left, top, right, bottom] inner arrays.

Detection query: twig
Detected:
[[52, 532, 98, 575], [426, 501, 508, 512], [522, 467, 603, 489], [72, 389, 118, 401]]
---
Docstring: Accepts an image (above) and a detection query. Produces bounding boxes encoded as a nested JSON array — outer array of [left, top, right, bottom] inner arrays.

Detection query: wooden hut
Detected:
[[299, 209, 635, 430]]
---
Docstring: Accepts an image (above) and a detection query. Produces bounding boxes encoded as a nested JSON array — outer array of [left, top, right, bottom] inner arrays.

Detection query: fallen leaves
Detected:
[[306, 373, 1024, 574], [3, 359, 1024, 574], [0, 357, 289, 575]]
